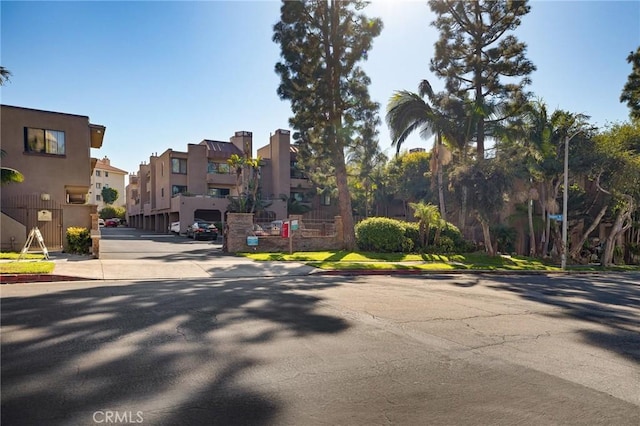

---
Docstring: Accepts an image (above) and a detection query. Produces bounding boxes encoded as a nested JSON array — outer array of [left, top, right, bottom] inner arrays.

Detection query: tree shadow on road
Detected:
[[1, 275, 352, 425], [483, 273, 640, 364]]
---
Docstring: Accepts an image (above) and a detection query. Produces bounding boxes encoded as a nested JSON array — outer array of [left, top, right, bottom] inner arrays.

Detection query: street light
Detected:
[[561, 130, 583, 270]]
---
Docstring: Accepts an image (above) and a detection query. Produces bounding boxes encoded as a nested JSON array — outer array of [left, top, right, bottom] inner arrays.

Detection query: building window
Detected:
[[105, 171, 109, 177], [96, 195, 102, 201], [96, 183, 102, 189], [25, 128, 66, 155], [207, 187, 230, 198], [96, 170, 101, 177], [291, 192, 304, 202], [321, 194, 331, 206], [161, 188, 164, 198], [290, 160, 306, 179], [208, 161, 231, 174], [171, 158, 187, 174], [172, 185, 188, 196]]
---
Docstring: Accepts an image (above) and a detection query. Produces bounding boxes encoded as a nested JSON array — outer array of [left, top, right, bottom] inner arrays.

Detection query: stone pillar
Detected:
[[226, 213, 255, 253], [90, 212, 101, 258]]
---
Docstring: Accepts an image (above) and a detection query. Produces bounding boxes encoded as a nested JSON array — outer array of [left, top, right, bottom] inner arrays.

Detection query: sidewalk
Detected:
[[1, 252, 320, 283]]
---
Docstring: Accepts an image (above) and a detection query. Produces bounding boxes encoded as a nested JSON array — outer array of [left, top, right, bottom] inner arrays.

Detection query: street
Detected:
[[2, 271, 638, 425]]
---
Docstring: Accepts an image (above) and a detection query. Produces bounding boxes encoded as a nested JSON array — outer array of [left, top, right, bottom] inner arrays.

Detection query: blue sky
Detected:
[[2, 1, 638, 183]]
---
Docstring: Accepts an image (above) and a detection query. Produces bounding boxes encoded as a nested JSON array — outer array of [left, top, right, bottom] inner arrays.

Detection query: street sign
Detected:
[[549, 214, 563, 221]]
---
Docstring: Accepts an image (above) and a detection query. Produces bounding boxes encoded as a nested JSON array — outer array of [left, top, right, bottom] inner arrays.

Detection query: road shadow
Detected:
[[483, 273, 640, 364], [1, 275, 351, 425]]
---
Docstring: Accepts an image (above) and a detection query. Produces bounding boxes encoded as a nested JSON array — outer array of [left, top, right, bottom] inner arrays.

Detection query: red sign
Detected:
[[281, 221, 290, 238]]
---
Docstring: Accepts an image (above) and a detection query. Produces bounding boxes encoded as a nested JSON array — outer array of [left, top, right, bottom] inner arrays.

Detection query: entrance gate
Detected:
[[2, 194, 64, 250]]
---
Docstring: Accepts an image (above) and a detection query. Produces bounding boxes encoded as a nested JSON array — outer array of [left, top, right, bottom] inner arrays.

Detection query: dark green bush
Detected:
[[490, 224, 517, 253], [403, 222, 421, 249], [66, 227, 91, 254], [355, 217, 412, 253]]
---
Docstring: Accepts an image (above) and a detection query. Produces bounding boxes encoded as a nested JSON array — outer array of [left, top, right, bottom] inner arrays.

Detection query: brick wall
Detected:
[[226, 213, 344, 253]]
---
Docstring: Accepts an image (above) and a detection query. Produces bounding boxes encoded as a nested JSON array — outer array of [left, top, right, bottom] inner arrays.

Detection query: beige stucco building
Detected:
[[89, 156, 128, 209], [1, 105, 105, 251], [126, 129, 337, 234]]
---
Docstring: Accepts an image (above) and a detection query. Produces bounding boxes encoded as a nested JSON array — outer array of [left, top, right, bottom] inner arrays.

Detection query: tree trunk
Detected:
[[473, 0, 484, 157], [334, 150, 356, 251], [480, 217, 495, 256], [528, 195, 536, 257], [602, 197, 633, 267], [538, 182, 547, 256], [436, 132, 447, 222], [459, 185, 468, 233], [569, 204, 607, 261]]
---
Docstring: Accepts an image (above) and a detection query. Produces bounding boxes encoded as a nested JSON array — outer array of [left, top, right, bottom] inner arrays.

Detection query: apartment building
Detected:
[[0, 104, 105, 251], [126, 129, 337, 233], [89, 156, 128, 209]]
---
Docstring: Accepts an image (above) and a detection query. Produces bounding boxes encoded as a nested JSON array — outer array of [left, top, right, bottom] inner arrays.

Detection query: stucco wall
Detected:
[[0, 213, 27, 252]]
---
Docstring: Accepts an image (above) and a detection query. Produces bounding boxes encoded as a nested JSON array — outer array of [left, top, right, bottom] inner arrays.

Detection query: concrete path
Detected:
[[49, 252, 319, 281]]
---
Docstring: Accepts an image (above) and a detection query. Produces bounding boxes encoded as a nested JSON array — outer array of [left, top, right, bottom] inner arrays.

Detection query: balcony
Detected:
[[206, 172, 235, 185]]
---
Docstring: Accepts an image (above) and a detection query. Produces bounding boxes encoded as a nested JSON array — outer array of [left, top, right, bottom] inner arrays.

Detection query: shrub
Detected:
[[355, 217, 412, 253], [66, 227, 91, 254], [99, 206, 126, 220], [490, 224, 517, 253], [403, 222, 421, 249]]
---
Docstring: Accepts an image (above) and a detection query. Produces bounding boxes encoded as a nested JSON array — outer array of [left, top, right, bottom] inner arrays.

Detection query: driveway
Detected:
[[98, 226, 223, 260], [2, 272, 638, 425]]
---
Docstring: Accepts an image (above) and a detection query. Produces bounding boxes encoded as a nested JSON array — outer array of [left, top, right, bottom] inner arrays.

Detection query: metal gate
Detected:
[[2, 194, 64, 250]]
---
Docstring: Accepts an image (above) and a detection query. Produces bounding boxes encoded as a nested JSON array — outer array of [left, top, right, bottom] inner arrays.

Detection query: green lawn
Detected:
[[0, 261, 55, 274], [0, 252, 54, 274], [240, 250, 640, 272]]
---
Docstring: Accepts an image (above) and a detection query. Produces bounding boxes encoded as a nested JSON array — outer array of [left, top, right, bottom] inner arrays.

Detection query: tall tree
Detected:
[[273, 0, 383, 250], [592, 121, 640, 266], [450, 158, 513, 255], [386, 150, 432, 217], [386, 80, 455, 221], [620, 47, 640, 121], [499, 99, 555, 256], [101, 187, 119, 205], [347, 115, 386, 218], [428, 0, 536, 156]]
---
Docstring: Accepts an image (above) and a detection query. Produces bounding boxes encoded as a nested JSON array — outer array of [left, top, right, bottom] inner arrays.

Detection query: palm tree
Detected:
[[0, 66, 11, 86], [347, 119, 387, 218], [386, 80, 455, 221], [499, 99, 555, 256], [1, 149, 24, 185], [408, 201, 442, 248]]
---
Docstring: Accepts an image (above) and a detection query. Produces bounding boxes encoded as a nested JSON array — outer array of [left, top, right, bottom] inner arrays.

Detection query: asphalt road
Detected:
[[98, 226, 224, 260], [2, 272, 638, 425]]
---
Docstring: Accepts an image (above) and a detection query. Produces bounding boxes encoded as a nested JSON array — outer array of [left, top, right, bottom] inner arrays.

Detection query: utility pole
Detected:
[[561, 130, 583, 270]]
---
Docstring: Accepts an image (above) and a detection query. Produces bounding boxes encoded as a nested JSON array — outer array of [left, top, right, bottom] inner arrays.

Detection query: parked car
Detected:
[[105, 218, 119, 227], [186, 221, 219, 240], [169, 221, 180, 234], [253, 223, 268, 236], [98, 218, 105, 228]]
